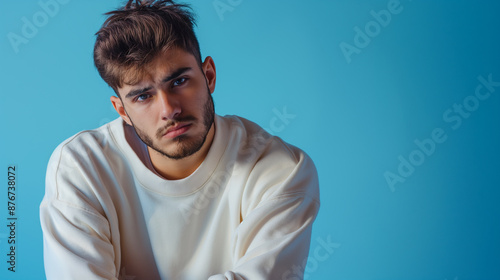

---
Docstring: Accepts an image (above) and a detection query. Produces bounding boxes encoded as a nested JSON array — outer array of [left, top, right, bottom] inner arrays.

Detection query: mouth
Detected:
[[163, 123, 192, 139]]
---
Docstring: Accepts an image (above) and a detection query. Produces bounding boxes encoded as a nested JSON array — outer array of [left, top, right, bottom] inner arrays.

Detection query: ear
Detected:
[[202, 56, 216, 94], [110, 95, 132, 126]]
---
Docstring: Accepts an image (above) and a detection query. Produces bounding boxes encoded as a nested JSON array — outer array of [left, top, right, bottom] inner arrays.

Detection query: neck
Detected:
[[148, 123, 215, 180]]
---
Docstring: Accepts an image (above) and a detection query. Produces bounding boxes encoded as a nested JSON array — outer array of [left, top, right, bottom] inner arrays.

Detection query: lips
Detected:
[[163, 123, 191, 138]]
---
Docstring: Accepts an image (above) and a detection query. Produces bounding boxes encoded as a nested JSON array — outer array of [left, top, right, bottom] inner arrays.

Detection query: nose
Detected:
[[157, 90, 181, 120]]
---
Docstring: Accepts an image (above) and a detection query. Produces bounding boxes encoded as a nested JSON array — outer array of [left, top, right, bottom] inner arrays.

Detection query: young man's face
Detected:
[[111, 48, 216, 160]]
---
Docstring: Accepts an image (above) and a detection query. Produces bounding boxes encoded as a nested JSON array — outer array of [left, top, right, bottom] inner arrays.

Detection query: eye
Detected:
[[173, 77, 188, 87], [135, 93, 152, 102]]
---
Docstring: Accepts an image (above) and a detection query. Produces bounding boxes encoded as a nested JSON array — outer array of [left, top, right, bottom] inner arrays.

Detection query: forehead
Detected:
[[121, 47, 198, 87]]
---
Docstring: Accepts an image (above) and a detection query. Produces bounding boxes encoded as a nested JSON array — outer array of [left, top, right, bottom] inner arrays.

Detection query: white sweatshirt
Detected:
[[40, 115, 320, 280]]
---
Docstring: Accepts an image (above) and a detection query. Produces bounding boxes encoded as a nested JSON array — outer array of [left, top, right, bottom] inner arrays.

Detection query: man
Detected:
[[39, 1, 320, 279]]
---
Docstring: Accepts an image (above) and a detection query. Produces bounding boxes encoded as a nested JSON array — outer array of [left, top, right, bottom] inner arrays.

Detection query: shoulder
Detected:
[[44, 119, 125, 207], [220, 115, 319, 206], [221, 114, 315, 171], [48, 119, 122, 166]]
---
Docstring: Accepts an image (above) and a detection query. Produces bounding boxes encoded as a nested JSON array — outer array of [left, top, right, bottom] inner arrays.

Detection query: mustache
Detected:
[[156, 115, 197, 138]]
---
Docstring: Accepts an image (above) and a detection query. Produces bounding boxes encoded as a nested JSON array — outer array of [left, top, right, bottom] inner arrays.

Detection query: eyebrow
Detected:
[[162, 67, 192, 84], [125, 67, 192, 99], [125, 86, 153, 100]]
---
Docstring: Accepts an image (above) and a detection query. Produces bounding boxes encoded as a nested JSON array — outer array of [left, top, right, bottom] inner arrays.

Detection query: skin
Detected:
[[111, 48, 217, 180]]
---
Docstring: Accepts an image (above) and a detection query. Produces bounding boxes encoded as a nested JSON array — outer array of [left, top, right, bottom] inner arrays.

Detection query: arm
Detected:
[[40, 200, 118, 279], [209, 145, 320, 280], [40, 141, 120, 280]]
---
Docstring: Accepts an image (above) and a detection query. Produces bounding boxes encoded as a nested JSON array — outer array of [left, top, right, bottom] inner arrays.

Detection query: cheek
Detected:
[[129, 110, 155, 130], [137, 121, 159, 139]]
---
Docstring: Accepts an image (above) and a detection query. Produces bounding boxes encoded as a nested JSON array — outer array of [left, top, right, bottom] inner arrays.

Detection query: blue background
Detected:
[[1, 0, 499, 279]]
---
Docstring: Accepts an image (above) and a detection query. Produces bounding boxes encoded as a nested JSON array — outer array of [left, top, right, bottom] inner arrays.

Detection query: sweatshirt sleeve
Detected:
[[39, 139, 120, 280], [209, 142, 321, 280]]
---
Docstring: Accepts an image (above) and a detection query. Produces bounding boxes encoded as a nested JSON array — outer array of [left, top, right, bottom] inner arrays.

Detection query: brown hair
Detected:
[[93, 0, 201, 93]]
